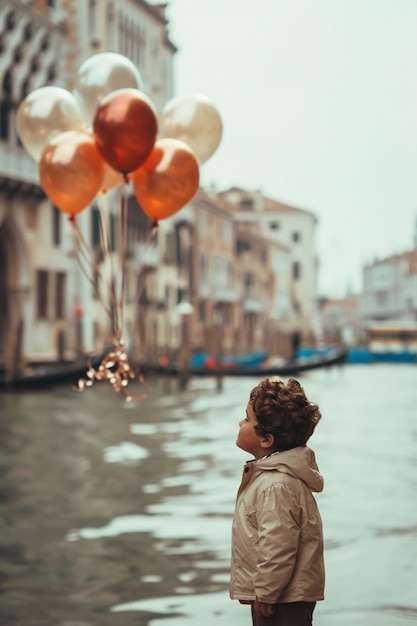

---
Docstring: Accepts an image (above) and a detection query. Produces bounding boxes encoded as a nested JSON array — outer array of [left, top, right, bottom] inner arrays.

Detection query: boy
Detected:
[[230, 377, 325, 626]]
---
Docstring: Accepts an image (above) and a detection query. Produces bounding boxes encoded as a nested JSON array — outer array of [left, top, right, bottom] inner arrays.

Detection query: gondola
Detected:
[[153, 347, 349, 378], [0, 351, 106, 390]]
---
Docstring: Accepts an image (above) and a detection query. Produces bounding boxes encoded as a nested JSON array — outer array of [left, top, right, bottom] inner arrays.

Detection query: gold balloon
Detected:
[[74, 52, 145, 127], [101, 164, 125, 194], [16, 87, 85, 162], [159, 93, 223, 164], [39, 130, 105, 216]]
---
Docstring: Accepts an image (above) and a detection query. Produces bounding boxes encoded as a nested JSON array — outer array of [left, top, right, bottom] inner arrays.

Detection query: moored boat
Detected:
[[0, 350, 107, 390], [151, 347, 348, 377], [298, 321, 417, 365], [350, 321, 417, 364]]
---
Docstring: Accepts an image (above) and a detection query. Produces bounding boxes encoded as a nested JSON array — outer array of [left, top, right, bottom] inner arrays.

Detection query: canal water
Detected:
[[0, 363, 416, 626]]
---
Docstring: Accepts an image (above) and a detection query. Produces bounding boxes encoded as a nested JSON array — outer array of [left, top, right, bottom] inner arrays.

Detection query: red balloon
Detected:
[[93, 88, 158, 174], [131, 138, 200, 221]]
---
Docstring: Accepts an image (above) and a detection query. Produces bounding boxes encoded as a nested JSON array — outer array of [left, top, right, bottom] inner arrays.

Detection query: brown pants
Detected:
[[251, 601, 316, 626]]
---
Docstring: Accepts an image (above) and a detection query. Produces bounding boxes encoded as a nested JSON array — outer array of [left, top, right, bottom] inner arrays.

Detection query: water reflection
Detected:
[[0, 366, 416, 625]]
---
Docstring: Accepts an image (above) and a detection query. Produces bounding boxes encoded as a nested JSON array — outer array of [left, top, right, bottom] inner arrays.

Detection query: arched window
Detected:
[[106, 1, 114, 48], [88, 0, 97, 37], [47, 65, 56, 82], [23, 22, 33, 41], [0, 70, 12, 141], [41, 34, 50, 51], [6, 10, 16, 31]]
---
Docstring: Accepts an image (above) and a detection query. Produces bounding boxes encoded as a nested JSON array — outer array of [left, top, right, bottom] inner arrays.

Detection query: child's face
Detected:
[[236, 400, 270, 459]]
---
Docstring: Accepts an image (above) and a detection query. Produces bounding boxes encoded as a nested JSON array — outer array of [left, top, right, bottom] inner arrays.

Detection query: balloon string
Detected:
[[129, 220, 160, 364], [131, 220, 158, 309], [69, 216, 113, 320], [97, 195, 121, 340], [117, 184, 129, 344]]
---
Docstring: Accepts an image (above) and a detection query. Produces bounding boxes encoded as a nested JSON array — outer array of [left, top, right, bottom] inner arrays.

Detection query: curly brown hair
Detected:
[[249, 377, 321, 452]]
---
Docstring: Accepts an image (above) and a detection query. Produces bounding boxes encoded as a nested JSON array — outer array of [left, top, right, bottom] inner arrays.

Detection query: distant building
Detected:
[[361, 248, 417, 322], [136, 187, 295, 361], [319, 295, 362, 346], [217, 187, 319, 345]]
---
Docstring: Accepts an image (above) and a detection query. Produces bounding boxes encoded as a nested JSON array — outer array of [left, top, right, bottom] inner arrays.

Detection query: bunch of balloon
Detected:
[[16, 52, 222, 400]]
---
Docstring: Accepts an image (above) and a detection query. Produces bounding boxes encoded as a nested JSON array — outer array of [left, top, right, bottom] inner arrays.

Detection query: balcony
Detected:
[[197, 282, 240, 303], [0, 141, 39, 186], [243, 296, 266, 313], [212, 285, 240, 303], [127, 242, 158, 268]]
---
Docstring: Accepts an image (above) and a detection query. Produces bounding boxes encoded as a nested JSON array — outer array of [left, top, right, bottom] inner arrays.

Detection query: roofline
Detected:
[[217, 186, 317, 218]]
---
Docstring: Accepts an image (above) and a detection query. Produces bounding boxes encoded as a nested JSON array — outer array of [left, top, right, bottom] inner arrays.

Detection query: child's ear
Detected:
[[261, 433, 275, 448]]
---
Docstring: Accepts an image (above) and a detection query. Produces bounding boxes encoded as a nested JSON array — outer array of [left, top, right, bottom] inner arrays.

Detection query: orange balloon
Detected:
[[39, 130, 105, 215], [131, 138, 200, 221], [101, 164, 125, 193], [93, 88, 158, 174]]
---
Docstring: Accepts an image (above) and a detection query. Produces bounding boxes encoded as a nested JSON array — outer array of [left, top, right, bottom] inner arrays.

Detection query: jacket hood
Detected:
[[253, 446, 323, 493]]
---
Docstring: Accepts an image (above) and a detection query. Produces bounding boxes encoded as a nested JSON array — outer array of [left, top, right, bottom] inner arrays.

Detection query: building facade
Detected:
[[319, 295, 362, 346], [217, 187, 319, 346], [0, 1, 67, 369], [0, 0, 176, 373], [361, 249, 417, 322]]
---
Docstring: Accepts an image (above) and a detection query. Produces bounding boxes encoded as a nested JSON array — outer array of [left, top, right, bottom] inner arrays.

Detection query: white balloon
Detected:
[[74, 52, 145, 127], [159, 93, 223, 164], [16, 87, 85, 161]]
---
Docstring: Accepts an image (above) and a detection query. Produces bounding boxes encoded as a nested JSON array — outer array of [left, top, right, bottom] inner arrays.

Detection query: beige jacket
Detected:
[[230, 446, 325, 604]]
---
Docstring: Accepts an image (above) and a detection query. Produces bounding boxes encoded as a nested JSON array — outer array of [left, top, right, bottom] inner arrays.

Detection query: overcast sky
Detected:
[[165, 0, 417, 297]]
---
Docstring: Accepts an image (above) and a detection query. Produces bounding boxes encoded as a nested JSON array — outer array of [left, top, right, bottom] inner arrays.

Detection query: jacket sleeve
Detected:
[[254, 482, 301, 603]]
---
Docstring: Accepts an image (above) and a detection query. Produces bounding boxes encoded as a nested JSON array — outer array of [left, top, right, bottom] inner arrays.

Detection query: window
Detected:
[[93, 270, 99, 299], [236, 239, 251, 254], [175, 228, 182, 265], [6, 11, 15, 30], [200, 252, 207, 284], [294, 301, 302, 314], [220, 221, 232, 244], [47, 65, 56, 82], [0, 70, 12, 140], [199, 301, 206, 322], [106, 1, 114, 48], [88, 0, 97, 37], [269, 221, 280, 230], [110, 214, 116, 251], [240, 198, 253, 209], [23, 23, 33, 41], [91, 206, 101, 247], [293, 261, 301, 279], [165, 285, 170, 307], [52, 206, 61, 246], [198, 210, 206, 233], [37, 270, 49, 320], [118, 14, 124, 52], [212, 256, 229, 288], [292, 231, 301, 242], [55, 272, 66, 319], [41, 34, 50, 51], [244, 273, 253, 297], [227, 260, 232, 286]]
